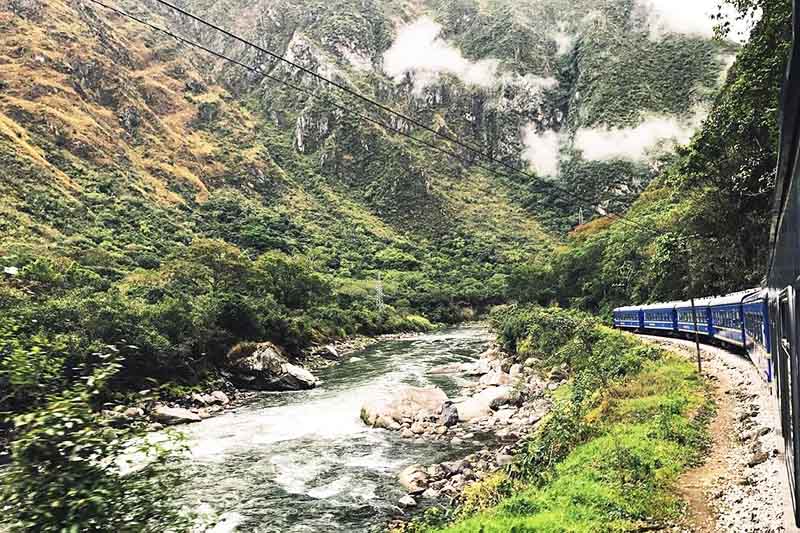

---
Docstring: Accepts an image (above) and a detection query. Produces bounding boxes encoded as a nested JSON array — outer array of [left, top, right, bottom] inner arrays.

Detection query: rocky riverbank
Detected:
[[97, 330, 443, 433], [357, 343, 564, 523]]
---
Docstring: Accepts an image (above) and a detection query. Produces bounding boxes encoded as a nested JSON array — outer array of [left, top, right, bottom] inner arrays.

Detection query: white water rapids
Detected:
[[174, 325, 494, 532]]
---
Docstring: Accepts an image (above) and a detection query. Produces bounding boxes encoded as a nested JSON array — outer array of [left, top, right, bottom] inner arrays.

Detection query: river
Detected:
[[177, 324, 493, 532]]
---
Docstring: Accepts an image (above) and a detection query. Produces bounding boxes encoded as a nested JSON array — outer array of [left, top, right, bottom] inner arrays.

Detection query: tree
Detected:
[[0, 350, 191, 532]]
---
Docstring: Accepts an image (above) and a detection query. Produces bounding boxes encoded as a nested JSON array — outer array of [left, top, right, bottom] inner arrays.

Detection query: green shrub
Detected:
[[0, 351, 190, 532], [433, 306, 709, 532]]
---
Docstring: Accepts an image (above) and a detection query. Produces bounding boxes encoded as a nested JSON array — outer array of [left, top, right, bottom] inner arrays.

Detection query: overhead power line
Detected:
[[83, 0, 657, 236]]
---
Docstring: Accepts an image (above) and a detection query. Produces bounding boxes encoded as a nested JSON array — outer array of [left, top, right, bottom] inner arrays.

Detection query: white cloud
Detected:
[[383, 17, 559, 94], [574, 114, 702, 162], [551, 31, 574, 55], [383, 17, 500, 91], [522, 127, 561, 176], [637, 0, 758, 42]]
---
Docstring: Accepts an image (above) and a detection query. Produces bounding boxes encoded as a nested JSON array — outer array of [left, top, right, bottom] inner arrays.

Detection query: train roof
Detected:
[[672, 289, 760, 308], [742, 288, 768, 303], [613, 305, 641, 312], [674, 298, 714, 308], [640, 302, 679, 310]]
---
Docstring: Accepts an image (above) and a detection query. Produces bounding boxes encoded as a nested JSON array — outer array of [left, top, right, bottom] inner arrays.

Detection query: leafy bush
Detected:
[[433, 307, 711, 533], [0, 351, 190, 532]]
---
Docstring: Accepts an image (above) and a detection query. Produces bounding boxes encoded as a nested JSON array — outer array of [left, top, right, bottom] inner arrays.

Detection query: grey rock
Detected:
[[208, 391, 230, 405], [152, 405, 201, 425], [224, 342, 318, 391], [480, 369, 512, 386], [496, 454, 514, 466], [438, 402, 459, 427], [321, 344, 340, 360], [421, 488, 440, 499], [748, 451, 769, 467], [455, 386, 513, 421], [398, 464, 428, 494], [398, 495, 417, 508], [361, 386, 449, 430]]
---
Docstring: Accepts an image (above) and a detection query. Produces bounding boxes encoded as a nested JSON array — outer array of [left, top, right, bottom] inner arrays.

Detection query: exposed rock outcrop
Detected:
[[224, 342, 319, 391]]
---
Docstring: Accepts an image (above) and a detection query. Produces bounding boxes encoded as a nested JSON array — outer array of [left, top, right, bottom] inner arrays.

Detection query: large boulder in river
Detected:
[[152, 405, 201, 425], [224, 342, 319, 391], [361, 385, 449, 430], [455, 386, 513, 421]]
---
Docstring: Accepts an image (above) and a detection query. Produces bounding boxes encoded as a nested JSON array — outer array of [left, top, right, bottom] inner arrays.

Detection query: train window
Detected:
[[745, 311, 765, 345], [713, 309, 742, 329], [679, 310, 700, 323], [646, 310, 671, 322]]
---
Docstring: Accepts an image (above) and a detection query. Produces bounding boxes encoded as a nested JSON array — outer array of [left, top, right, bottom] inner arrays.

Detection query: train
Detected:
[[613, 290, 773, 383], [612, 289, 776, 383], [613, 1, 800, 524]]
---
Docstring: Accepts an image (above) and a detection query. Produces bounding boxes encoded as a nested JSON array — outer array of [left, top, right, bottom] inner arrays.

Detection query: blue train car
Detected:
[[613, 305, 642, 330], [675, 298, 712, 335], [742, 289, 773, 383], [641, 302, 677, 332], [708, 291, 758, 348]]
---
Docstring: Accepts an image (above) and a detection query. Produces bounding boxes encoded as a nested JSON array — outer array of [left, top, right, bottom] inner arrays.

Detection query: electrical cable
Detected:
[[82, 0, 658, 236]]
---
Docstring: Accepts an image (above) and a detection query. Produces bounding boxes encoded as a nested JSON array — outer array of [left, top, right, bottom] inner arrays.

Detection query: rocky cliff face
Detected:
[[153, 0, 734, 230]]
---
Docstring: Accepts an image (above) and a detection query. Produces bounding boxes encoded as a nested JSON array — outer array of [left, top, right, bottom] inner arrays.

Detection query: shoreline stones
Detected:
[[385, 343, 563, 519], [360, 386, 449, 431], [152, 405, 202, 425]]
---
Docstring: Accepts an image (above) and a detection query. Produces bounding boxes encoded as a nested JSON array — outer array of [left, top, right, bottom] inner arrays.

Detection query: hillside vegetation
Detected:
[[510, 0, 791, 310], [0, 0, 553, 413], [0, 0, 735, 409]]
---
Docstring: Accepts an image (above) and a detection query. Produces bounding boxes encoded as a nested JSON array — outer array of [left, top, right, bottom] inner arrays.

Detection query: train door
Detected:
[[777, 286, 800, 515]]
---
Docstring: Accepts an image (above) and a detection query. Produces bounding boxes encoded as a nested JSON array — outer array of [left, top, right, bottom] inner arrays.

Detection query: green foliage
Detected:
[[0, 351, 190, 532], [431, 307, 711, 533], [0, 320, 69, 409], [457, 472, 515, 517], [509, 0, 793, 311]]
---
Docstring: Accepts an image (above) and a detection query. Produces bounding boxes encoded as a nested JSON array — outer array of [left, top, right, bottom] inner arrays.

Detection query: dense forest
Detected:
[[0, 0, 792, 530]]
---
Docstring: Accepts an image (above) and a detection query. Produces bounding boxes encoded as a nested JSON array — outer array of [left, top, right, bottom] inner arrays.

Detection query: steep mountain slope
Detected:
[[154, 0, 736, 230], [0, 0, 555, 403], [0, 0, 735, 400], [0, 0, 549, 301]]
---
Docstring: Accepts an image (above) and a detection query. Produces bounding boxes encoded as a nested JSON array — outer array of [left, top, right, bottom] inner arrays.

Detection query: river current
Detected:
[[177, 325, 493, 532]]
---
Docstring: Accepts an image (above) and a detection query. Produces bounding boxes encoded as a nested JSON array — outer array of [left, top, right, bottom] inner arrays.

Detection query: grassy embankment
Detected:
[[421, 306, 714, 532]]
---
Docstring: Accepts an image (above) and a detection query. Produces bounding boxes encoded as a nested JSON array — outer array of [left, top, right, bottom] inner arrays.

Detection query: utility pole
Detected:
[[691, 297, 702, 375], [578, 208, 585, 226], [376, 273, 385, 313]]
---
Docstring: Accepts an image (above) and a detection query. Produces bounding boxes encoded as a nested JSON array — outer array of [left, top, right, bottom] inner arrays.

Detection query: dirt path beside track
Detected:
[[640, 335, 795, 533]]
